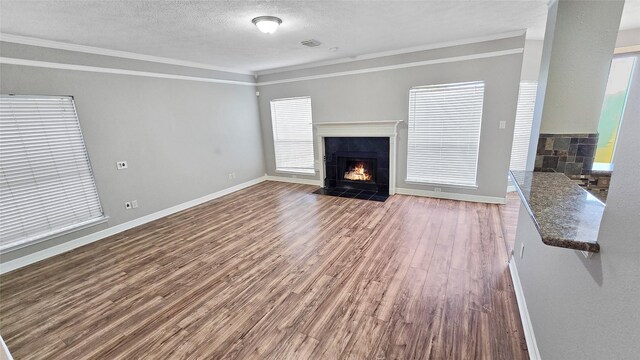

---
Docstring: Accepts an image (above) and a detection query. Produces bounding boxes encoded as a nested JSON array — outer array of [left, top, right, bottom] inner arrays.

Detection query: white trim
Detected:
[[0, 336, 13, 360], [0, 57, 256, 86], [256, 30, 526, 75], [264, 175, 322, 186], [0, 33, 253, 75], [396, 187, 506, 204], [314, 120, 402, 137], [314, 121, 401, 195], [257, 48, 524, 86], [404, 180, 479, 190], [509, 259, 542, 360], [614, 45, 640, 54], [275, 169, 317, 176], [0, 176, 266, 274]]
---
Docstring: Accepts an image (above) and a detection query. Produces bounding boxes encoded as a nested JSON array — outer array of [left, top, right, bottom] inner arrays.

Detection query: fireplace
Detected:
[[312, 121, 401, 201], [314, 137, 390, 201], [337, 155, 377, 189]]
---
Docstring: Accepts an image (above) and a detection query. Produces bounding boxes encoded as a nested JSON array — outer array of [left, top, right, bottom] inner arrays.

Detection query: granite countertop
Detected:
[[510, 171, 603, 253]]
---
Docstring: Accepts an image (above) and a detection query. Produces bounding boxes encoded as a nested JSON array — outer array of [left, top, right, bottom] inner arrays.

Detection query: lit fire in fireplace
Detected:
[[344, 162, 372, 181]]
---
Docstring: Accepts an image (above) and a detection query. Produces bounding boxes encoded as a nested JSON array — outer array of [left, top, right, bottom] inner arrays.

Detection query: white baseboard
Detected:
[[509, 259, 541, 360], [264, 175, 322, 186], [0, 336, 13, 360], [395, 187, 506, 204], [0, 176, 267, 274]]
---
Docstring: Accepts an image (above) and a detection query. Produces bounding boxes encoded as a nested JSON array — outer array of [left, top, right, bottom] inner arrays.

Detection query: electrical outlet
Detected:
[[520, 243, 525, 259], [124, 201, 132, 210], [499, 121, 506, 129], [131, 200, 138, 209], [228, 173, 233, 179], [231, 172, 236, 179], [116, 161, 128, 170], [434, 187, 442, 192]]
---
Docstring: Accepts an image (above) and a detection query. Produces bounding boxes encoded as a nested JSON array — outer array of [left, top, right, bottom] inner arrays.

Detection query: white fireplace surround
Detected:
[[314, 120, 402, 195]]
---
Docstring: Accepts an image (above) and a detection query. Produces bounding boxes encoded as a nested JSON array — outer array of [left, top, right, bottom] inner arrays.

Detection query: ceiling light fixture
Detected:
[[252, 16, 282, 34]]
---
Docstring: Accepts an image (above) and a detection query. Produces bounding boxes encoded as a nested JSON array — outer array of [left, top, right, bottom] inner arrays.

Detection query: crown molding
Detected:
[[0, 57, 256, 86], [0, 33, 254, 75], [256, 29, 526, 76], [257, 48, 524, 86], [614, 45, 640, 54]]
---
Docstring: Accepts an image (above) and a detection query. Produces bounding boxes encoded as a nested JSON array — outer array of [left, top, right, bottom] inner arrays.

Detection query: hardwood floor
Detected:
[[0, 181, 528, 359]]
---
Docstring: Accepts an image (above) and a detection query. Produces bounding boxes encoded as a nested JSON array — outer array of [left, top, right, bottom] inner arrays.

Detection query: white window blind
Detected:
[[0, 95, 104, 252], [270, 96, 315, 174], [509, 82, 538, 171], [407, 81, 485, 187]]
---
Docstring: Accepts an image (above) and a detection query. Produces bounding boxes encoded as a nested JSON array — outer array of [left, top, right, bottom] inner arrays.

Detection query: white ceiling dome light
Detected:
[[252, 16, 282, 34]]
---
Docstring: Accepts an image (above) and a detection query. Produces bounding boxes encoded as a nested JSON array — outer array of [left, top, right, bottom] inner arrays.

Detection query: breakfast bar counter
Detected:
[[510, 170, 603, 253]]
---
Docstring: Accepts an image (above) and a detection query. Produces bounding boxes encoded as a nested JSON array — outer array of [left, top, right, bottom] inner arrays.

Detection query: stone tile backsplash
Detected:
[[534, 133, 598, 176], [573, 172, 611, 202]]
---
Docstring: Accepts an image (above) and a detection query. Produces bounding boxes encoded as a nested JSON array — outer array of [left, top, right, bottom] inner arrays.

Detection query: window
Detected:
[[593, 55, 637, 171], [407, 81, 485, 187], [270, 96, 315, 174], [0, 95, 104, 252], [509, 82, 538, 171]]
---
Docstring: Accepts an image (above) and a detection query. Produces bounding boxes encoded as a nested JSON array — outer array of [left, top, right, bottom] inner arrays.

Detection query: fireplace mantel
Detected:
[[314, 120, 402, 138], [314, 120, 402, 195]]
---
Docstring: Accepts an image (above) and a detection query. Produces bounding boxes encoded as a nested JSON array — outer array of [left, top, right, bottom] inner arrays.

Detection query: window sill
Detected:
[[591, 162, 614, 172], [404, 179, 479, 190], [0, 216, 109, 254], [275, 169, 317, 176]]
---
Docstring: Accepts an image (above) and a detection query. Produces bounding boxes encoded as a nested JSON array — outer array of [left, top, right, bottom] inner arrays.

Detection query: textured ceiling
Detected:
[[1, 1, 639, 73]]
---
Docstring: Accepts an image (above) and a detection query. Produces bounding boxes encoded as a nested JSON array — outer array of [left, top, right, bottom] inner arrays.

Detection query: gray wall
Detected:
[[257, 35, 525, 201], [521, 28, 637, 171], [0, 41, 254, 83], [521, 40, 544, 81], [521, 30, 639, 85], [616, 28, 640, 48], [0, 42, 265, 263], [537, 0, 624, 134], [512, 57, 640, 359]]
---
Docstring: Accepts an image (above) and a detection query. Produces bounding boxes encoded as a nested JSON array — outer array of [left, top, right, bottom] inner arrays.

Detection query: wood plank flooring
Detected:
[[0, 181, 528, 359]]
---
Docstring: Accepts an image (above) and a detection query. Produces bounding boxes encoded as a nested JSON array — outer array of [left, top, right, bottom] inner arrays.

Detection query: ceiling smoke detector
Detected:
[[301, 39, 322, 47]]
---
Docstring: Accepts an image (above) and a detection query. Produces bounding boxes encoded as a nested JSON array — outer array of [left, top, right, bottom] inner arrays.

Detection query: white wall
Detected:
[[0, 42, 265, 263]]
